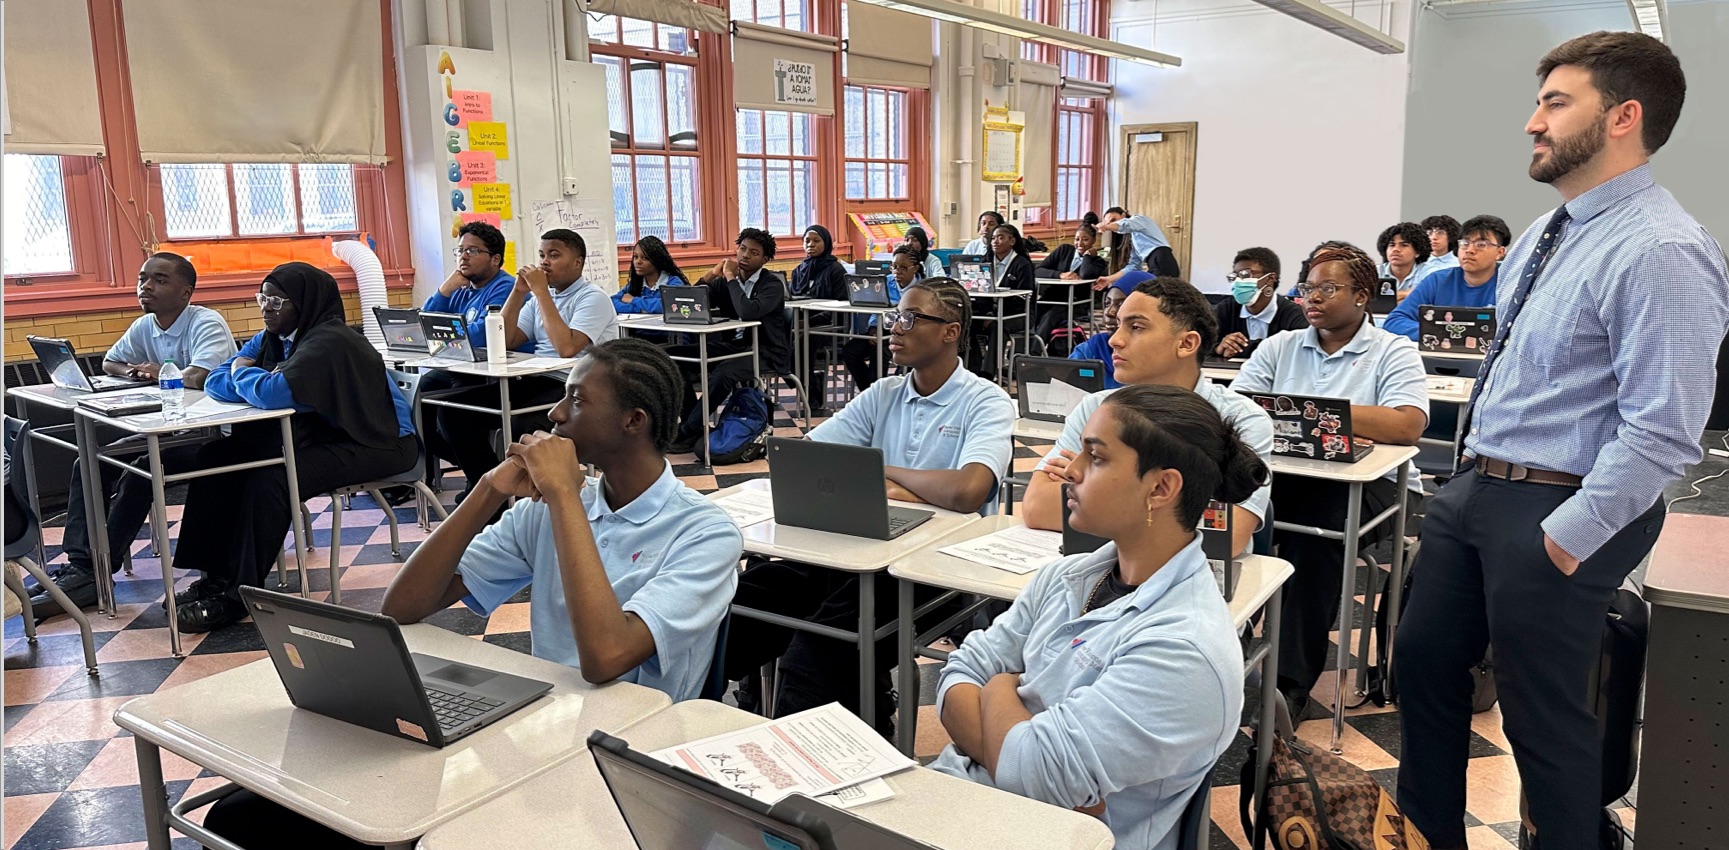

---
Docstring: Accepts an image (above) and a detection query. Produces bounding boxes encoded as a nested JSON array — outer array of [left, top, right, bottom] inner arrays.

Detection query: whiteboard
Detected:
[[529, 198, 618, 289]]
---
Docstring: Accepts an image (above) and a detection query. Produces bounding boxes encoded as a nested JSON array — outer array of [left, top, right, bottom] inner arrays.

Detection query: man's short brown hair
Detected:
[[1537, 31, 1686, 155]]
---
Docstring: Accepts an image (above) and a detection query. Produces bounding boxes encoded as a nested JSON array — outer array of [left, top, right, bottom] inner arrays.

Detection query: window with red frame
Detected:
[[591, 15, 704, 246], [736, 110, 819, 236], [157, 163, 358, 239], [843, 85, 910, 202], [2, 154, 76, 275], [1056, 96, 1105, 223], [731, 0, 810, 30]]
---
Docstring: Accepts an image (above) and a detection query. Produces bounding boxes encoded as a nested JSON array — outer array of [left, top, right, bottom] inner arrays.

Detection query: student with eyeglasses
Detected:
[[1423, 214, 1464, 271], [1212, 246, 1306, 360], [725, 277, 1015, 735], [840, 243, 919, 391], [1384, 215, 1511, 342], [1230, 243, 1429, 721]]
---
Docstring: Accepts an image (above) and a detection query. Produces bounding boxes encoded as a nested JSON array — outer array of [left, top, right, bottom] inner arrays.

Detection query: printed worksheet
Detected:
[[938, 525, 1063, 574], [713, 489, 776, 527], [1024, 377, 1090, 418], [651, 703, 915, 803]]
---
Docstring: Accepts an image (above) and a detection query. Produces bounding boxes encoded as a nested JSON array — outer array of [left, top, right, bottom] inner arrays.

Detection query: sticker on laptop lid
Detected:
[[762, 833, 802, 850], [282, 642, 305, 669], [396, 718, 429, 742], [288, 625, 355, 649], [1077, 368, 1095, 377]]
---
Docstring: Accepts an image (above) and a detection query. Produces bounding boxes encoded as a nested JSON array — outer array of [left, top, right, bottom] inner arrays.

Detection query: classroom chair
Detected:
[[1176, 776, 1212, 850], [4, 418, 99, 676], [699, 611, 733, 702]]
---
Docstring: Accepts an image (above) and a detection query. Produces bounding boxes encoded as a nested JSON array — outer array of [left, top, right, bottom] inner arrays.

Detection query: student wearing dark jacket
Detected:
[[970, 223, 1035, 373], [788, 225, 847, 300], [1034, 213, 1109, 341], [667, 228, 791, 453], [1213, 246, 1307, 360]]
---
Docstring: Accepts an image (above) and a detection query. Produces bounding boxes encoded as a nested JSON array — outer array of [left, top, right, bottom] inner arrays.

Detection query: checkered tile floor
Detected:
[[3, 389, 1634, 849]]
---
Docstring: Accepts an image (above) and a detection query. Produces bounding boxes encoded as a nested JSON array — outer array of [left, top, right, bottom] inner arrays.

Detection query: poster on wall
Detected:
[[530, 199, 619, 290], [981, 105, 1023, 183], [773, 59, 818, 106], [847, 211, 935, 259]]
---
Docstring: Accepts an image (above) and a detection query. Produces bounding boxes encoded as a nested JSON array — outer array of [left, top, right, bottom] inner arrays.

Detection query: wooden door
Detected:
[[1119, 123, 1197, 277]]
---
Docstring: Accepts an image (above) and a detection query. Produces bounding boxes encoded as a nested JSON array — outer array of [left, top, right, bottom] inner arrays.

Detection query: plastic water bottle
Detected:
[[485, 304, 507, 365], [158, 360, 185, 422]]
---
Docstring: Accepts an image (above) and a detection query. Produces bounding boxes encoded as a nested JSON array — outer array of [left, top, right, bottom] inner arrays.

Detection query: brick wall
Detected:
[[4, 289, 416, 362]]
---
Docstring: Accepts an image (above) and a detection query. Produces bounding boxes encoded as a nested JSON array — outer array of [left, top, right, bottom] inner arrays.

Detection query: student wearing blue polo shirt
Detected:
[[1022, 277, 1274, 558], [726, 277, 1016, 732], [29, 253, 238, 617], [962, 211, 1004, 257], [1378, 221, 1444, 303], [1231, 244, 1429, 718], [1065, 272, 1150, 389], [1384, 215, 1510, 341], [931, 385, 1266, 850], [1423, 214, 1463, 271], [382, 338, 740, 698]]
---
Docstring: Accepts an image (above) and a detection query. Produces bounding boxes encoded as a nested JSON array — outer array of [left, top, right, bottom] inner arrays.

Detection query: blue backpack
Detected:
[[700, 381, 773, 465]]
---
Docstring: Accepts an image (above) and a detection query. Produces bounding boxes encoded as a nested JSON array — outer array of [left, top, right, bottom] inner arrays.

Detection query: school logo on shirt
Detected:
[[631, 551, 642, 563], [937, 425, 962, 439]]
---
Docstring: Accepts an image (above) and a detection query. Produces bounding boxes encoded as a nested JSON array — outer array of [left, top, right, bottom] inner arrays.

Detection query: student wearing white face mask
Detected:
[[1212, 247, 1306, 360]]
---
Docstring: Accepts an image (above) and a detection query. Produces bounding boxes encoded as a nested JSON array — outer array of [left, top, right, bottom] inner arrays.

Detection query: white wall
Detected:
[[1110, 0, 1415, 293], [1402, 0, 1729, 245]]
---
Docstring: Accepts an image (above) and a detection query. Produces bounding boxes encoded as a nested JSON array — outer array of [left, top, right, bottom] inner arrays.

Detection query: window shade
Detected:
[[1061, 77, 1113, 99], [2, 0, 106, 155], [1016, 62, 1059, 209], [732, 21, 838, 116], [124, 0, 387, 164], [843, 4, 932, 89], [588, 0, 729, 34]]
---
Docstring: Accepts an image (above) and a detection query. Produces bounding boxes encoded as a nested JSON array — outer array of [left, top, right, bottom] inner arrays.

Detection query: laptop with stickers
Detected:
[[240, 586, 551, 748]]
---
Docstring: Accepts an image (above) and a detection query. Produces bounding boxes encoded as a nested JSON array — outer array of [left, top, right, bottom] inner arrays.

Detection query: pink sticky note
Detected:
[[452, 90, 492, 128], [460, 212, 502, 228], [454, 151, 497, 187]]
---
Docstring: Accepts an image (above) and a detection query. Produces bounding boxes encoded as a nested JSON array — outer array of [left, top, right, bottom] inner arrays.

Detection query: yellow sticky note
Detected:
[[468, 121, 509, 159], [503, 241, 517, 271], [473, 183, 512, 219]]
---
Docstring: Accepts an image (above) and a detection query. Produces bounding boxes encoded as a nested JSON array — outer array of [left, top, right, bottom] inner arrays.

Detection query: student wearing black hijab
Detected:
[[789, 224, 846, 300], [174, 263, 419, 632]]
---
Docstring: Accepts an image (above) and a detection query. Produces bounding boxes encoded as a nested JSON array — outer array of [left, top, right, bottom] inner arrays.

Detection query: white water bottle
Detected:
[[485, 305, 507, 364], [158, 360, 185, 422]]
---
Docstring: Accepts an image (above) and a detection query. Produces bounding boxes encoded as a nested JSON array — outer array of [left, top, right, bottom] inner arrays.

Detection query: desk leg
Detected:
[[73, 414, 117, 617], [874, 323, 885, 382], [1385, 463, 1411, 664], [1254, 585, 1283, 850], [1332, 483, 1364, 754], [280, 418, 308, 599], [994, 301, 1006, 384], [1023, 296, 1032, 362], [135, 736, 173, 850], [858, 571, 877, 731], [16, 398, 49, 571], [147, 436, 185, 657], [800, 312, 812, 419], [698, 335, 712, 472], [895, 579, 917, 756], [498, 377, 514, 462]]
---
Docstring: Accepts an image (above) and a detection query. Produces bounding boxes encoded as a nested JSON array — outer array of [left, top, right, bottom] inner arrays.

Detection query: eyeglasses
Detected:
[[1458, 238, 1502, 252], [452, 246, 493, 258], [1227, 271, 1271, 285], [883, 309, 953, 331], [255, 293, 287, 310], [1426, 228, 1450, 236], [1294, 283, 1346, 299]]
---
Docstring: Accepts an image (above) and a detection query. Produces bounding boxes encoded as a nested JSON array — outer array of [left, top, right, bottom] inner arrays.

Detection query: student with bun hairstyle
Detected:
[[931, 383, 1266, 850]]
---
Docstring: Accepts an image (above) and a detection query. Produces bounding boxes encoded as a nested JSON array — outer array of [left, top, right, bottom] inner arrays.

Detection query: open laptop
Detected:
[[420, 312, 484, 362], [949, 255, 995, 294], [766, 437, 935, 540], [853, 259, 892, 278], [845, 273, 893, 308], [1014, 356, 1104, 423], [240, 586, 552, 748], [663, 285, 723, 325], [589, 731, 939, 850], [1061, 489, 1240, 600], [1369, 278, 1398, 315], [1416, 304, 1495, 354], [27, 336, 152, 393], [1242, 392, 1375, 463], [373, 306, 428, 356]]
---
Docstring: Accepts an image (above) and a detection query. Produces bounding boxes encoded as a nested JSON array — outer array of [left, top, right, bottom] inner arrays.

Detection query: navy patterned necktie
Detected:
[[1460, 205, 1570, 445]]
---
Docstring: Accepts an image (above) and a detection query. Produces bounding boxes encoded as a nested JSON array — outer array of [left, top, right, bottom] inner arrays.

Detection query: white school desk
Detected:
[[619, 316, 761, 469], [8, 385, 309, 657], [710, 478, 979, 728], [1034, 277, 1097, 337], [116, 623, 671, 850], [1267, 443, 1418, 753], [970, 289, 1034, 385], [789, 298, 890, 418], [417, 699, 1116, 850], [1012, 416, 1066, 442], [406, 351, 577, 459]]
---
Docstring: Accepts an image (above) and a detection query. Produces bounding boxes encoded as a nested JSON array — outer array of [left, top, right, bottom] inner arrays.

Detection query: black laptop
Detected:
[[1243, 392, 1375, 463], [949, 255, 995, 294], [1014, 356, 1104, 423], [27, 336, 152, 393], [241, 586, 552, 748], [766, 438, 935, 540], [1369, 278, 1398, 315], [853, 259, 892, 278], [845, 274, 893, 308], [1416, 305, 1495, 354], [373, 306, 428, 356], [663, 285, 723, 325], [1062, 488, 1240, 599], [588, 731, 938, 850], [420, 312, 485, 362]]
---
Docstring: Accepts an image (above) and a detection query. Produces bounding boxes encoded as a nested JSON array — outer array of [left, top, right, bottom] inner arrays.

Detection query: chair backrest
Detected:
[[1175, 776, 1211, 850], [4, 417, 42, 558], [699, 610, 732, 702], [1252, 500, 1275, 557]]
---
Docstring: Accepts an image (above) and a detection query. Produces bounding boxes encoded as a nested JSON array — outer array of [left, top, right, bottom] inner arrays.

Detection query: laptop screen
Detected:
[[28, 337, 93, 391], [1014, 356, 1104, 421], [591, 736, 829, 850]]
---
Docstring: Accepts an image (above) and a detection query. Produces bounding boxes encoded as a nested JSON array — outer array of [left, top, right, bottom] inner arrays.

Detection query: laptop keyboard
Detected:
[[425, 686, 503, 730], [887, 514, 915, 533]]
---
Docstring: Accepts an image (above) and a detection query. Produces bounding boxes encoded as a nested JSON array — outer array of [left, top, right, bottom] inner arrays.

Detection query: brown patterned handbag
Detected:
[[1240, 736, 1432, 850]]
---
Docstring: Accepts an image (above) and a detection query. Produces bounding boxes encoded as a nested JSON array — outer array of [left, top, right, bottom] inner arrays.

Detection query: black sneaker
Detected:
[[379, 485, 417, 507], [176, 595, 249, 633], [162, 578, 217, 611], [27, 567, 99, 620], [667, 434, 699, 455]]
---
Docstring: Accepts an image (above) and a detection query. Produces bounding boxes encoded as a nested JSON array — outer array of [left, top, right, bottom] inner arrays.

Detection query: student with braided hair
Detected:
[[1232, 243, 1429, 719]]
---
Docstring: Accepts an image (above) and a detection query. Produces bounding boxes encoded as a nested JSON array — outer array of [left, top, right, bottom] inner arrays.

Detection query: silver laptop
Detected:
[[373, 307, 428, 356], [27, 336, 152, 393], [1014, 355, 1105, 423], [766, 438, 934, 540]]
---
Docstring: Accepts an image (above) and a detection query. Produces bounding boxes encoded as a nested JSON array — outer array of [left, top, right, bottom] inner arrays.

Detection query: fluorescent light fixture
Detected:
[[1627, 0, 1667, 41], [857, 0, 1182, 67], [1246, 0, 1404, 54]]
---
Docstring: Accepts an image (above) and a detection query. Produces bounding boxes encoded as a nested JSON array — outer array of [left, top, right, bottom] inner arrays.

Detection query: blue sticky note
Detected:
[[762, 833, 802, 850], [1078, 369, 1096, 377]]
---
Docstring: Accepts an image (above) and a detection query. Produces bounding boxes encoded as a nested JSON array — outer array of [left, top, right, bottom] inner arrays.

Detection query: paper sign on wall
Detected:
[[460, 211, 502, 228], [773, 59, 818, 106], [531, 199, 618, 289], [503, 241, 518, 272], [454, 151, 497, 187], [452, 90, 492, 127], [468, 121, 509, 159], [473, 183, 512, 219]]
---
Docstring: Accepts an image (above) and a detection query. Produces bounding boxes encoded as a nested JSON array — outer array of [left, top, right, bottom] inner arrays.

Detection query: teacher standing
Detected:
[[1395, 31, 1729, 850]]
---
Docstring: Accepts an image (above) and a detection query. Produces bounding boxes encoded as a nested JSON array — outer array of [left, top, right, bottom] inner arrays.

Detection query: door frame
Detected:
[[1118, 121, 1198, 277]]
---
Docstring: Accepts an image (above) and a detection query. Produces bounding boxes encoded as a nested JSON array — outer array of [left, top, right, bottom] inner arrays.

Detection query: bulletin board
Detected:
[[982, 105, 1023, 183]]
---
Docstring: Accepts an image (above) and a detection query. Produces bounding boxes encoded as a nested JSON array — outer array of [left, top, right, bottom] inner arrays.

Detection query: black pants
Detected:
[[668, 342, 759, 438], [61, 441, 203, 576], [170, 422, 418, 600], [841, 338, 884, 391], [423, 370, 562, 490], [1147, 246, 1181, 278], [203, 788, 369, 850], [1271, 475, 1404, 695], [1395, 469, 1664, 848]]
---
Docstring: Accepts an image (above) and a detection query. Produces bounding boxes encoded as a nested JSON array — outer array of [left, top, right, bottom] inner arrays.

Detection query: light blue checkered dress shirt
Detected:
[[1465, 164, 1729, 560]]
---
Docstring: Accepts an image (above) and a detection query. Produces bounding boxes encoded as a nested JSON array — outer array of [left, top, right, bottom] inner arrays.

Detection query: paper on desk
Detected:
[[816, 777, 895, 809], [181, 397, 252, 420], [714, 489, 775, 527], [1426, 377, 1463, 392], [651, 703, 916, 804], [938, 524, 1063, 574], [508, 356, 577, 371], [1024, 378, 1090, 418]]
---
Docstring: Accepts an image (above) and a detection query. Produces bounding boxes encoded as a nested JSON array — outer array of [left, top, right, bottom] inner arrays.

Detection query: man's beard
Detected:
[[1529, 116, 1606, 184]]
